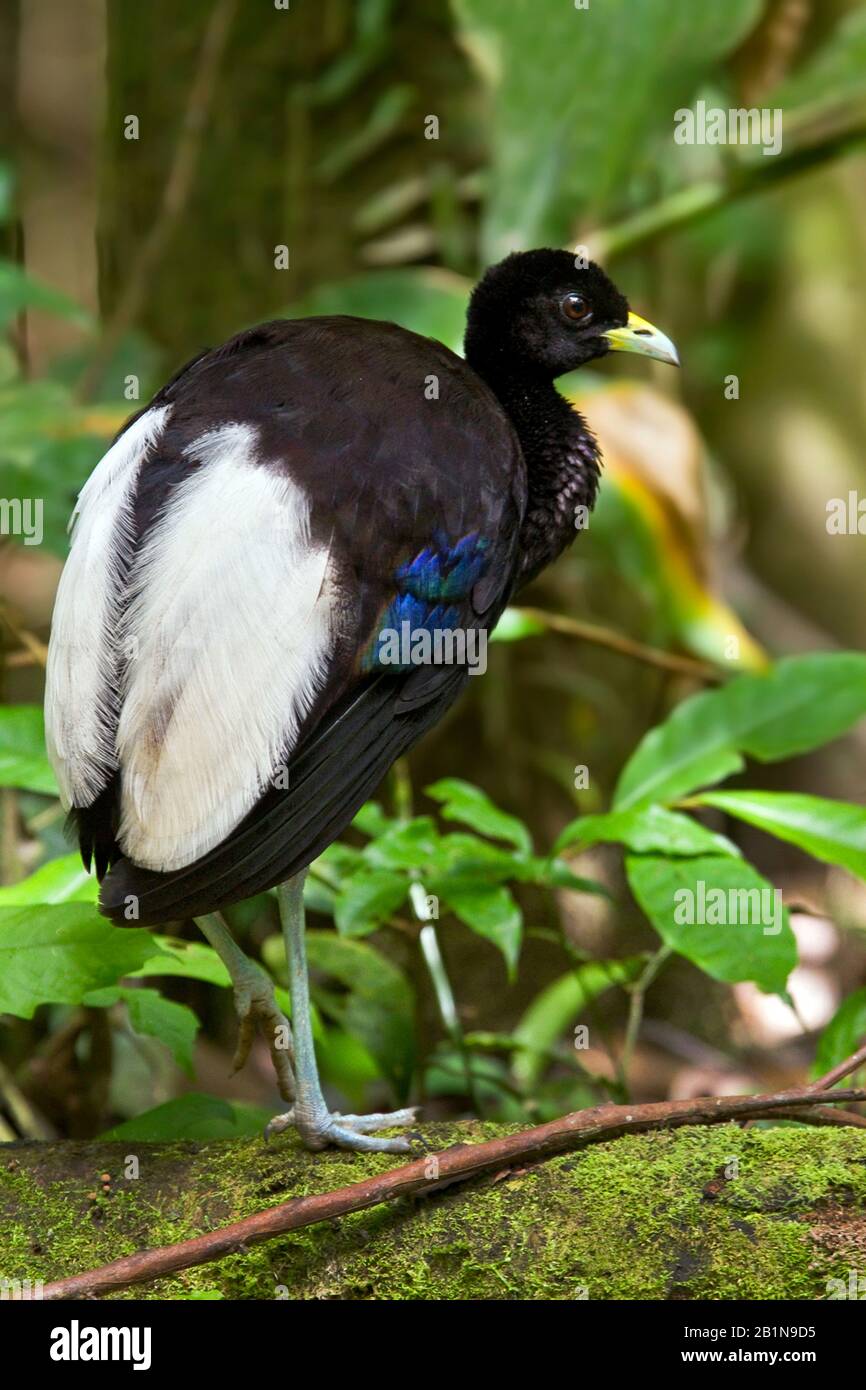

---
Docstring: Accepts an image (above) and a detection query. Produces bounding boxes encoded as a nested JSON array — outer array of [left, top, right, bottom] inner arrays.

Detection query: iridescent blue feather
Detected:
[[363, 532, 489, 670]]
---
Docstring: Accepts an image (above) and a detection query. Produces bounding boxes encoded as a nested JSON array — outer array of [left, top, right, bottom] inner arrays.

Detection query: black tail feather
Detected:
[[69, 775, 122, 881], [99, 669, 467, 926]]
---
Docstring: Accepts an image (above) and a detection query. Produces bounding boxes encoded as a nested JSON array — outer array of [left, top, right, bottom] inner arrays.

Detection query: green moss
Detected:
[[3, 1122, 866, 1299]]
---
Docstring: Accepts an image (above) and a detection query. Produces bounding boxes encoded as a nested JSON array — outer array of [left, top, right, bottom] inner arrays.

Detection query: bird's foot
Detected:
[[232, 969, 295, 1105], [264, 1102, 419, 1153]]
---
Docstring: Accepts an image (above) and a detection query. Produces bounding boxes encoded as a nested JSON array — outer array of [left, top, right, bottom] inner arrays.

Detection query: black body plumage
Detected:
[[49, 250, 650, 926]]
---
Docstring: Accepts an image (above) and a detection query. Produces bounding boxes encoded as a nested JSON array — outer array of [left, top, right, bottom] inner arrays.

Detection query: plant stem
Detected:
[[620, 945, 673, 1093], [592, 121, 866, 260], [393, 758, 484, 1117], [512, 607, 722, 682]]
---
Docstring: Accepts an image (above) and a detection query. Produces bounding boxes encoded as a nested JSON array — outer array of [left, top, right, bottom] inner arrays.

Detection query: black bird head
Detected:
[[464, 248, 679, 380]]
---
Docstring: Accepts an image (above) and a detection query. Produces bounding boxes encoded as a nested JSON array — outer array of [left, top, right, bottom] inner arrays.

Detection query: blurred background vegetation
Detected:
[[1, 0, 866, 1143]]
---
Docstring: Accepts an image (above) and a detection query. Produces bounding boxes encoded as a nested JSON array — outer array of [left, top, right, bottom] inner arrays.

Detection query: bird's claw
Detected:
[[232, 974, 295, 1104], [264, 1104, 419, 1153]]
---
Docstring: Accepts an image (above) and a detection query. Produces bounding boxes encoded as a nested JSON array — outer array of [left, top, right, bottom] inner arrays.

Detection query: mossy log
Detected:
[[3, 1122, 866, 1300]]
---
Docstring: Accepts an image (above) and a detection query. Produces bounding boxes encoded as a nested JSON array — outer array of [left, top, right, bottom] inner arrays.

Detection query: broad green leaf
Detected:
[[362, 817, 440, 869], [626, 854, 796, 995], [699, 791, 866, 882], [303, 873, 337, 916], [614, 654, 866, 811], [425, 832, 519, 890], [513, 956, 646, 1088], [0, 705, 58, 795], [316, 1026, 380, 1110], [333, 869, 409, 937], [555, 804, 739, 858], [312, 840, 365, 882], [132, 937, 231, 988], [426, 777, 532, 852], [305, 931, 415, 1097], [453, 0, 762, 257], [445, 881, 522, 977], [350, 801, 396, 839], [120, 988, 198, 1075], [85, 985, 198, 1076], [0, 854, 95, 905], [525, 856, 611, 897], [0, 904, 161, 1018], [101, 1094, 272, 1141], [812, 989, 866, 1080]]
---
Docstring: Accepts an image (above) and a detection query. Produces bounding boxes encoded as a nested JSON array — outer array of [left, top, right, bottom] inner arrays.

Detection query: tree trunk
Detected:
[[3, 1120, 866, 1299]]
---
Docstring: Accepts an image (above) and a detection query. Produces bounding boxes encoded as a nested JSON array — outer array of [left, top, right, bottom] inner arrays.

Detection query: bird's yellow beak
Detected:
[[604, 311, 680, 367]]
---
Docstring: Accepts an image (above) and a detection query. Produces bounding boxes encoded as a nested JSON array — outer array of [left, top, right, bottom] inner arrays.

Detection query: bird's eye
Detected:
[[561, 293, 591, 323]]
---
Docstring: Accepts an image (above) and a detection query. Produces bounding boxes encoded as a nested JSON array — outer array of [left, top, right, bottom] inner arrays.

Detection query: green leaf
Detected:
[[312, 840, 365, 883], [0, 904, 161, 1018], [555, 804, 739, 858], [453, 0, 762, 257], [425, 832, 519, 890], [614, 654, 866, 811], [132, 937, 231, 988], [121, 989, 198, 1075], [350, 801, 396, 839], [0, 854, 95, 906], [513, 956, 646, 1088], [333, 869, 409, 937], [426, 777, 532, 852], [101, 1094, 272, 1142], [85, 985, 198, 1076], [362, 817, 440, 869], [305, 931, 415, 1097], [812, 989, 866, 1080], [445, 882, 522, 977], [625, 854, 796, 995], [0, 705, 58, 794], [699, 791, 866, 882], [525, 856, 612, 897]]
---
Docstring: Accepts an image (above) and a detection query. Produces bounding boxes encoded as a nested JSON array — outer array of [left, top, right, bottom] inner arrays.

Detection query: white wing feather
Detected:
[[45, 406, 171, 807], [115, 424, 337, 871]]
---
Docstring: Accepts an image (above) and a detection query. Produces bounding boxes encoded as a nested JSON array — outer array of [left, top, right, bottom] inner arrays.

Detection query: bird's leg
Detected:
[[265, 871, 417, 1152], [195, 911, 295, 1104]]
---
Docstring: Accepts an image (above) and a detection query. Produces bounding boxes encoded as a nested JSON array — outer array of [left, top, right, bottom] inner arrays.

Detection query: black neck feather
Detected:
[[474, 366, 602, 587]]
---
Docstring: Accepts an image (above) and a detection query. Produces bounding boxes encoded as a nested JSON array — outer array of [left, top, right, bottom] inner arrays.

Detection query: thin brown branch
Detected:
[[808, 1037, 866, 1094], [513, 607, 723, 682], [34, 1084, 866, 1301], [75, 0, 238, 401], [767, 1104, 866, 1131]]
